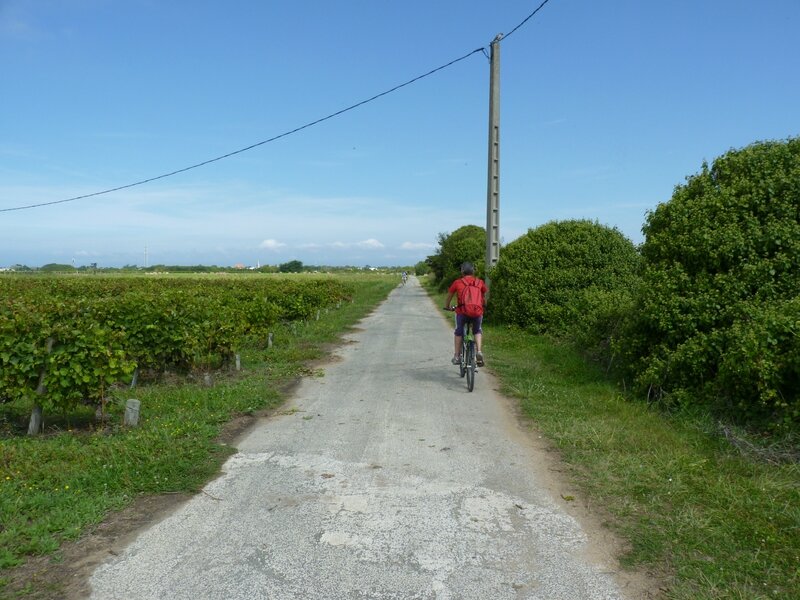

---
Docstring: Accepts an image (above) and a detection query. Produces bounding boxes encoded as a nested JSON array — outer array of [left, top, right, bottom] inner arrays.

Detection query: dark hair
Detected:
[[460, 262, 475, 275]]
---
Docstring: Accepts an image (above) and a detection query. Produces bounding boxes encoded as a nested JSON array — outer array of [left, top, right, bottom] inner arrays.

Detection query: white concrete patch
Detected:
[[319, 530, 361, 547]]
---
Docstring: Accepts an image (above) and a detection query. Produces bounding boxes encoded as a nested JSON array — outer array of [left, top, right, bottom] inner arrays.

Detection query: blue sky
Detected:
[[1, 0, 798, 268]]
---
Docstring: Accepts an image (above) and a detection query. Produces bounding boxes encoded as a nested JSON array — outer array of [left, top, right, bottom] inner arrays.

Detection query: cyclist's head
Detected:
[[460, 262, 474, 276]]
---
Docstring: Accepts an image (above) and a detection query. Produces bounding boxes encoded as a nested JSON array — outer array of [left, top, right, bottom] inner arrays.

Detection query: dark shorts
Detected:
[[454, 313, 482, 337]]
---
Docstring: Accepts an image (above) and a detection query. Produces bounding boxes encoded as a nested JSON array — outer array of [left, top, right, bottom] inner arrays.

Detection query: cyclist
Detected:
[[401, 271, 408, 285], [443, 262, 487, 367]]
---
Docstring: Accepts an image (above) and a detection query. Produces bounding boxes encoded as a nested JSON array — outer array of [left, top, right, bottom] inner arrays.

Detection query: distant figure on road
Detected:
[[444, 262, 487, 367]]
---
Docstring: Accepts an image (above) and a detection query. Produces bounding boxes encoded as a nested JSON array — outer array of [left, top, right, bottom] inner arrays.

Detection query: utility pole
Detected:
[[485, 34, 502, 283]]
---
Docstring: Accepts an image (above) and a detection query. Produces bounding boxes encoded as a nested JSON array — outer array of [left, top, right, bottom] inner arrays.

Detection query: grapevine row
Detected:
[[0, 276, 352, 414]]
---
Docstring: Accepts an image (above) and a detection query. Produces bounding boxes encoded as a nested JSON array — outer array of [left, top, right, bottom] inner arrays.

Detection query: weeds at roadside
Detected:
[[486, 326, 800, 600]]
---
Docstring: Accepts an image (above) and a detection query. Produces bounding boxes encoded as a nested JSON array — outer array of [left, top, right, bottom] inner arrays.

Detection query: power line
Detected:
[[1, 2, 555, 213], [503, 0, 552, 41], [0, 49, 483, 213]]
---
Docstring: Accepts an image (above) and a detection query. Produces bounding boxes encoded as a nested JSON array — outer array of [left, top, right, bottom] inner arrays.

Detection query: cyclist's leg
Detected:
[[453, 335, 462, 363], [473, 316, 485, 366], [472, 316, 483, 351], [453, 313, 466, 363]]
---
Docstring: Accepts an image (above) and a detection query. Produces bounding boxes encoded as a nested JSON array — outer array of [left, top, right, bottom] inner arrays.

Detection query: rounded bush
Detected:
[[616, 137, 800, 426], [489, 220, 641, 338], [427, 225, 486, 290]]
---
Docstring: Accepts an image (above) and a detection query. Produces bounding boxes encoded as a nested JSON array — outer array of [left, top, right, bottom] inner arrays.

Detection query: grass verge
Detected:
[[0, 275, 397, 597], [425, 279, 799, 599]]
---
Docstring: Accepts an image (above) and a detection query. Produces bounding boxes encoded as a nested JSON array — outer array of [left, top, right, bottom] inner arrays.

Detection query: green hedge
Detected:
[[489, 220, 641, 353], [426, 225, 486, 290], [616, 137, 800, 427]]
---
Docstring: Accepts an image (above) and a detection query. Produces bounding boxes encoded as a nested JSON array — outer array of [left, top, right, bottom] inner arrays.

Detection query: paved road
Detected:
[[90, 277, 634, 599]]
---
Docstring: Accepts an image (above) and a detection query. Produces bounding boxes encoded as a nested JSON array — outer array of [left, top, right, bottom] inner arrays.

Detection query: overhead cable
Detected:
[[1, 1, 555, 213], [503, 0, 552, 41], [0, 49, 484, 213], [0, 48, 483, 212]]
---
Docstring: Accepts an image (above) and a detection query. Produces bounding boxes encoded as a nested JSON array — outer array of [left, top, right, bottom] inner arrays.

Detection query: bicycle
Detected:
[[445, 306, 477, 392]]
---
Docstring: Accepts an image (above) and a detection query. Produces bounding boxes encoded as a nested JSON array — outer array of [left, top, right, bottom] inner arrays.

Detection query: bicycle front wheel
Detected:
[[465, 341, 475, 392], [459, 339, 467, 377]]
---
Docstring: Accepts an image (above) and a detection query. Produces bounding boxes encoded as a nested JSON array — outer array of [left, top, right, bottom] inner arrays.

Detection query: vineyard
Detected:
[[0, 275, 353, 419]]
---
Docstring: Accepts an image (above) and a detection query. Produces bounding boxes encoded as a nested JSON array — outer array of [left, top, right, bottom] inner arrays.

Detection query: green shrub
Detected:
[[489, 220, 641, 347], [426, 225, 486, 290], [616, 137, 800, 427], [566, 285, 639, 364]]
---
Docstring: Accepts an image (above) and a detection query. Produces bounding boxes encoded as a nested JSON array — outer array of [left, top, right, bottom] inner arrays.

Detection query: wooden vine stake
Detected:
[[28, 337, 54, 436]]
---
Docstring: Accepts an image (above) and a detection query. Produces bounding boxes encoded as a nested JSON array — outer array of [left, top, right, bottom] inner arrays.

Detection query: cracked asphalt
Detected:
[[89, 277, 636, 599]]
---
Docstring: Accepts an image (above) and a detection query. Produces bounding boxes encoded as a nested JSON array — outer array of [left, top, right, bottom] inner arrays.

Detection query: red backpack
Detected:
[[459, 278, 484, 318]]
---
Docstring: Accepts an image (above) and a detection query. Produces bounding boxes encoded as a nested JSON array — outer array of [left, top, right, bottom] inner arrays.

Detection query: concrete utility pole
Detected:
[[485, 34, 502, 281]]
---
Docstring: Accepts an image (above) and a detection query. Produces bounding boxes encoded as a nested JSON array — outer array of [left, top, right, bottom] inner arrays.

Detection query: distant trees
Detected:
[[145, 264, 218, 273], [279, 260, 304, 273], [414, 261, 430, 276], [39, 263, 76, 272], [426, 225, 485, 290]]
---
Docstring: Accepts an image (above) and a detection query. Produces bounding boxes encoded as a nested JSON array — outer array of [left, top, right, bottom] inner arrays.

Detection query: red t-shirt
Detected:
[[448, 276, 487, 315]]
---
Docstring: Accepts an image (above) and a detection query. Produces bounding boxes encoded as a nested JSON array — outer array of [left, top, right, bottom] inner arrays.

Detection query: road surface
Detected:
[[89, 277, 641, 599]]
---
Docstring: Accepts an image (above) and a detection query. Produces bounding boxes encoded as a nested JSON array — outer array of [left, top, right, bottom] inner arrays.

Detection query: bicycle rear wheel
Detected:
[[465, 340, 475, 392]]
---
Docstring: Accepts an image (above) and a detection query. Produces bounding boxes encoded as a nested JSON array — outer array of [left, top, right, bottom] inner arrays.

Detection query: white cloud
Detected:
[[259, 239, 286, 250], [400, 242, 435, 250], [356, 239, 384, 249], [327, 239, 384, 249]]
